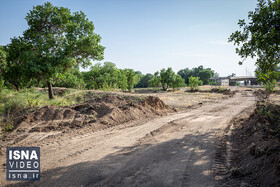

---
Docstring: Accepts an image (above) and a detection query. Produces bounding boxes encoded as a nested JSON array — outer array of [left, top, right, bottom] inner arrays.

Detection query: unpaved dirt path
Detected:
[[1, 92, 255, 187]]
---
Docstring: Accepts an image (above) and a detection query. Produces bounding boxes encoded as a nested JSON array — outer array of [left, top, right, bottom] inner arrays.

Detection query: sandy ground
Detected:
[[0, 90, 256, 186], [134, 86, 231, 110]]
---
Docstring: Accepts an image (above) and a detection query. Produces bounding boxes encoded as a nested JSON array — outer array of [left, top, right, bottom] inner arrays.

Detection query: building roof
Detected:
[[211, 76, 257, 81], [229, 76, 257, 81]]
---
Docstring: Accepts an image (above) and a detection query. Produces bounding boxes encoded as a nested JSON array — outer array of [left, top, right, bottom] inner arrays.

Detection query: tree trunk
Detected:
[[9, 80, 19, 91], [162, 83, 167, 91], [14, 85, 19, 92], [47, 81, 54, 99]]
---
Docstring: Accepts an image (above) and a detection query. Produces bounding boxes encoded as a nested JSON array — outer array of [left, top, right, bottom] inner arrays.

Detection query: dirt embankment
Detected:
[[215, 98, 280, 186], [0, 95, 172, 147]]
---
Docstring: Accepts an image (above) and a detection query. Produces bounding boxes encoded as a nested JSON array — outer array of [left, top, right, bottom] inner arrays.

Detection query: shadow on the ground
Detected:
[[5, 129, 221, 187]]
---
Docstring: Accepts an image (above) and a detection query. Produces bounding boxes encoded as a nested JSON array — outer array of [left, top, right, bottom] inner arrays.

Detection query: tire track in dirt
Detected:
[[1, 92, 256, 187]]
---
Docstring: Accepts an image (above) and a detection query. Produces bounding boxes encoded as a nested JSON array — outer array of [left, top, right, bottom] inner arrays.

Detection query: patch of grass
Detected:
[[210, 86, 227, 93], [0, 115, 14, 132], [0, 88, 87, 116], [256, 102, 280, 135]]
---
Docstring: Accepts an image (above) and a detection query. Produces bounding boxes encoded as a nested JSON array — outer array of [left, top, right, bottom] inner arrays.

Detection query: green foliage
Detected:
[[0, 115, 14, 132], [264, 79, 278, 93], [189, 76, 202, 91], [53, 68, 85, 89], [148, 68, 185, 90], [171, 74, 185, 90], [228, 73, 236, 78], [123, 69, 140, 92], [82, 63, 140, 92], [178, 65, 215, 85], [83, 62, 124, 90], [256, 67, 279, 92], [211, 86, 227, 93], [257, 102, 280, 134], [117, 70, 128, 91], [148, 72, 161, 88], [2, 38, 35, 91], [27, 96, 39, 108], [136, 73, 154, 88], [0, 88, 87, 115], [160, 68, 175, 91], [229, 0, 280, 91], [6, 2, 104, 98]]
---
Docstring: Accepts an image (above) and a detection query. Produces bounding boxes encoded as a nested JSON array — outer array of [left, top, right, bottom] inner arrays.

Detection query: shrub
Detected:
[[189, 76, 203, 91]]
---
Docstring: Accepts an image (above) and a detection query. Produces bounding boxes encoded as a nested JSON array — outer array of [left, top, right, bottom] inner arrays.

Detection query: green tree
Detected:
[[198, 69, 214, 85], [53, 68, 85, 89], [171, 74, 185, 90], [22, 2, 104, 99], [148, 72, 161, 88], [189, 76, 202, 91], [83, 62, 121, 90], [136, 73, 154, 88], [160, 68, 175, 91], [117, 70, 128, 91], [178, 68, 192, 84], [149, 68, 185, 90], [123, 69, 140, 92], [227, 73, 236, 78], [229, 0, 280, 92], [178, 66, 215, 85], [3, 37, 35, 91]]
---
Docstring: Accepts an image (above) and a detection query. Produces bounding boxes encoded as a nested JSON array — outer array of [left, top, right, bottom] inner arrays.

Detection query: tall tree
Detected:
[[229, 0, 280, 91], [123, 69, 140, 92], [160, 68, 175, 91], [23, 2, 104, 98]]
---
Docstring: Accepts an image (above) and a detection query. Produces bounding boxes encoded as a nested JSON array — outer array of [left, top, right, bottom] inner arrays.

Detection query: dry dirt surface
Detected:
[[134, 86, 232, 110], [0, 91, 256, 186]]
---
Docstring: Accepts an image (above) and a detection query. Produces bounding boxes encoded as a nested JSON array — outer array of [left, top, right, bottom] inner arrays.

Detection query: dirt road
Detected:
[[2, 92, 255, 187]]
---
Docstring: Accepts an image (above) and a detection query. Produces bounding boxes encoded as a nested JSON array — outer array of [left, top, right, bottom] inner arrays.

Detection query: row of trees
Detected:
[[83, 62, 140, 91], [148, 68, 185, 91], [0, 2, 214, 96], [0, 51, 216, 92], [178, 65, 217, 85]]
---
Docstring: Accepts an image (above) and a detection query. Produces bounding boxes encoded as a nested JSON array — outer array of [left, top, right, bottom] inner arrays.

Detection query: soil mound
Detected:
[[218, 102, 280, 186], [253, 89, 270, 100], [210, 88, 236, 96], [11, 95, 171, 133]]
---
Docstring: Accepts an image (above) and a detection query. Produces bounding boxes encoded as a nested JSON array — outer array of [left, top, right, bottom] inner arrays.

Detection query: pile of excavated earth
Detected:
[[0, 95, 172, 148], [215, 89, 280, 186]]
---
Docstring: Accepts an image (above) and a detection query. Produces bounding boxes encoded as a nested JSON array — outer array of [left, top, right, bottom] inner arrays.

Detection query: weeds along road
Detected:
[[4, 92, 256, 187]]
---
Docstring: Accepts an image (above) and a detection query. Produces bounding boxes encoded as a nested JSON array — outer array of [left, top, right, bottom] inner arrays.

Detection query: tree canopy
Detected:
[[178, 65, 215, 85], [8, 2, 105, 98], [189, 76, 203, 91], [229, 0, 280, 91], [148, 67, 185, 90]]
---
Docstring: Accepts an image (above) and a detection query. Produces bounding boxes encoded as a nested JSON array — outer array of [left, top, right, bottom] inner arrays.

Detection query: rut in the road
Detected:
[[1, 92, 256, 187]]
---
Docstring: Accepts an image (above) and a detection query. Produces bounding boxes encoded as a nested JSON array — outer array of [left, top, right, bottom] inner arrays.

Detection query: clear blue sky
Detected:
[[0, 0, 258, 76]]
